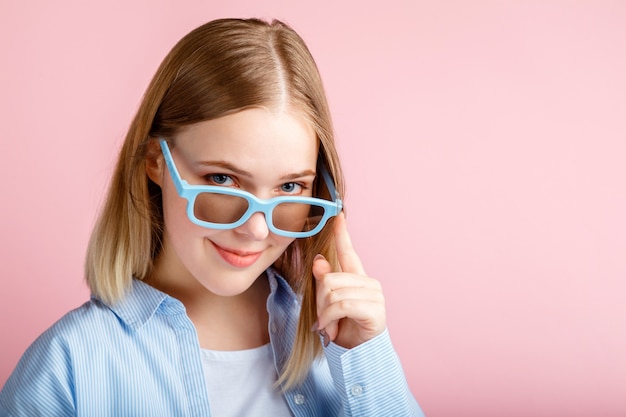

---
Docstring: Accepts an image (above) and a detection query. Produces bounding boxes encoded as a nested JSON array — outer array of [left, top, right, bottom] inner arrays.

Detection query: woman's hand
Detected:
[[312, 212, 387, 349]]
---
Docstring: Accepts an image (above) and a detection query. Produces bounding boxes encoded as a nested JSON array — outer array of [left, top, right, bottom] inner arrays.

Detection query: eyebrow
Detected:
[[196, 161, 316, 181]]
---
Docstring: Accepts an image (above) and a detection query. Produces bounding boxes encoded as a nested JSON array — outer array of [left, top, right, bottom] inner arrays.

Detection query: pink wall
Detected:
[[1, 1, 625, 416]]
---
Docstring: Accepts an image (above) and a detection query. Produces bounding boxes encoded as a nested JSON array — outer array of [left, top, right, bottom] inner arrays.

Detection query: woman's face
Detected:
[[151, 107, 318, 296]]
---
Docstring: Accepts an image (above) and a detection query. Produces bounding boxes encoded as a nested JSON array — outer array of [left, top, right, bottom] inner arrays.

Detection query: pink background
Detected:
[[1, 1, 625, 416]]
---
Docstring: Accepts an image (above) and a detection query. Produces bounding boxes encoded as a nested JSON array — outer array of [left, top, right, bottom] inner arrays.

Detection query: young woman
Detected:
[[0, 18, 424, 416]]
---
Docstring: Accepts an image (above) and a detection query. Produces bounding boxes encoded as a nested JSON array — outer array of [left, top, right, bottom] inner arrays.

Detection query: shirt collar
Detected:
[[266, 267, 295, 296], [94, 268, 297, 331], [92, 278, 181, 331]]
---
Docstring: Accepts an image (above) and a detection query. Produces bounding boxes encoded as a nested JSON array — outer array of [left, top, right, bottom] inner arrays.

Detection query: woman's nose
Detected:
[[235, 211, 270, 240]]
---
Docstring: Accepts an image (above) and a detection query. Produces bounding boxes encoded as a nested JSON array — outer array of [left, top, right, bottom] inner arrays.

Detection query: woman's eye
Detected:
[[206, 174, 234, 186], [281, 182, 302, 194]]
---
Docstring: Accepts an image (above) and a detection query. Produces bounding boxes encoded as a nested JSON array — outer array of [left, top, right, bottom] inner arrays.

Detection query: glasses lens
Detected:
[[193, 192, 327, 235], [273, 202, 326, 233], [194, 192, 249, 224]]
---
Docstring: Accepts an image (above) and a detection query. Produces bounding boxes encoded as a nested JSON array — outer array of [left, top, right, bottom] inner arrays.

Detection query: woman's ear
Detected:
[[145, 138, 164, 186]]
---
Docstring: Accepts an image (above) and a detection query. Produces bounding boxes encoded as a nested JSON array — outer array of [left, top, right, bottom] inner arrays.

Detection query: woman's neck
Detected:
[[147, 261, 271, 351], [188, 275, 271, 351]]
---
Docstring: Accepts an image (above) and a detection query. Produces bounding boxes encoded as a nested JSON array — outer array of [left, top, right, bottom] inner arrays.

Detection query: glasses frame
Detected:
[[159, 139, 343, 238]]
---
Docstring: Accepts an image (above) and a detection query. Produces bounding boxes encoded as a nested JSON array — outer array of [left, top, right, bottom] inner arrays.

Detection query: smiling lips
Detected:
[[211, 242, 263, 268]]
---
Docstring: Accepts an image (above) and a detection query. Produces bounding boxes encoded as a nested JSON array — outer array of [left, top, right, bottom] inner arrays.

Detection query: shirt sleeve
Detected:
[[323, 329, 425, 417], [0, 331, 76, 417]]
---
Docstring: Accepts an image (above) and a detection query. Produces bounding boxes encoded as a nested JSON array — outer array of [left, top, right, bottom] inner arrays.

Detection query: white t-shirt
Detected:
[[201, 344, 292, 416]]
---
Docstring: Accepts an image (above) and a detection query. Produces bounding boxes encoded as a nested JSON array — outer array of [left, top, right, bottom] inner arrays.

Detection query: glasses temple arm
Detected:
[[159, 139, 186, 196], [320, 166, 343, 213]]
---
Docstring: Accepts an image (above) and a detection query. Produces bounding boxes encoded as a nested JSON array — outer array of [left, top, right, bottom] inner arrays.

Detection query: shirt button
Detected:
[[350, 384, 364, 397], [270, 323, 277, 333], [293, 393, 305, 405]]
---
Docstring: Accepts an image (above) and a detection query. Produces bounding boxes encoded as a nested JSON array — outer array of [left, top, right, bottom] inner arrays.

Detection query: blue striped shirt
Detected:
[[0, 269, 424, 416]]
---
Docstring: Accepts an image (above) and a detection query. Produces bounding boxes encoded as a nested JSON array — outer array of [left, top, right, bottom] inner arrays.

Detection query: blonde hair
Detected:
[[85, 18, 345, 389]]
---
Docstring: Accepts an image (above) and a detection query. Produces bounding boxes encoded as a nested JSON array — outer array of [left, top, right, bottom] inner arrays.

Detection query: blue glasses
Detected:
[[159, 139, 343, 238]]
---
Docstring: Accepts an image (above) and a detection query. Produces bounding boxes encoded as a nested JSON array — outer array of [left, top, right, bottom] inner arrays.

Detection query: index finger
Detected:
[[334, 212, 366, 276]]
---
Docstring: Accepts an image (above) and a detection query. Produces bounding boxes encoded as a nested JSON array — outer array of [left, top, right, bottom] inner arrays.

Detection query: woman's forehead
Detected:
[[173, 108, 319, 174]]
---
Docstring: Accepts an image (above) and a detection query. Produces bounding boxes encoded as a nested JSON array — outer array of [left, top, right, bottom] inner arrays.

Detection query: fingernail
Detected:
[[319, 329, 331, 347], [310, 320, 319, 332], [314, 254, 326, 262]]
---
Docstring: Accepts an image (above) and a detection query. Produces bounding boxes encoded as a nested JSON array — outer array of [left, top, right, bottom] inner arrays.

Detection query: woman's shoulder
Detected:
[[3, 281, 172, 392], [21, 298, 116, 356], [32, 278, 173, 349], [0, 284, 176, 414], [0, 299, 119, 408]]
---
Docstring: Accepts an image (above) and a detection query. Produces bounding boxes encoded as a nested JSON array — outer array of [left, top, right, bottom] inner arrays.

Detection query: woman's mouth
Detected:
[[211, 242, 263, 268]]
